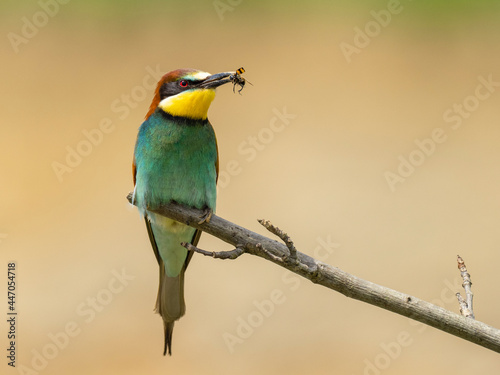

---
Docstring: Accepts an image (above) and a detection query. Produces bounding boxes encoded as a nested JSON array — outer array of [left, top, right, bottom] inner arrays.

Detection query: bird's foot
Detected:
[[198, 208, 213, 224]]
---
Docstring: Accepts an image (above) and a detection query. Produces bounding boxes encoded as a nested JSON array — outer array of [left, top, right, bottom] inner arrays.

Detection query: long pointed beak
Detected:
[[199, 72, 234, 89]]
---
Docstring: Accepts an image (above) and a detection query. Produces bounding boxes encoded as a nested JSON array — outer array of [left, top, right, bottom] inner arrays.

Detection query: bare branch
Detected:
[[456, 255, 475, 319], [127, 193, 500, 353]]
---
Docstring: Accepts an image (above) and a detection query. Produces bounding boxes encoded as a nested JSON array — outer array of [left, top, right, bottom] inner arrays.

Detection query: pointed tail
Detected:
[[155, 261, 186, 356]]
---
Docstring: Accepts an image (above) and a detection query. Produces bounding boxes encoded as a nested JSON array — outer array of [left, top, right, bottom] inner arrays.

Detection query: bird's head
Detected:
[[145, 69, 234, 120]]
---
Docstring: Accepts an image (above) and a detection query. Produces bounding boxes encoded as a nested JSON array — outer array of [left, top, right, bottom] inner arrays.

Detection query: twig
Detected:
[[257, 219, 297, 261], [182, 242, 245, 260], [456, 255, 475, 319], [127, 193, 500, 353]]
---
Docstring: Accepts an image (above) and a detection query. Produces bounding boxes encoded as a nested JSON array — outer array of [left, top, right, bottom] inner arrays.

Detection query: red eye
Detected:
[[179, 80, 188, 87]]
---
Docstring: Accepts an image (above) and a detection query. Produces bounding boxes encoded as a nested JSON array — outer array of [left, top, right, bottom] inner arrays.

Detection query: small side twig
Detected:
[[257, 219, 297, 261], [182, 242, 245, 260], [456, 255, 475, 319]]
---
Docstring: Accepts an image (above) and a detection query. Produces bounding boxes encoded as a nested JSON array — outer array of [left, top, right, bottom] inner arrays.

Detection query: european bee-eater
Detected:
[[132, 69, 235, 355]]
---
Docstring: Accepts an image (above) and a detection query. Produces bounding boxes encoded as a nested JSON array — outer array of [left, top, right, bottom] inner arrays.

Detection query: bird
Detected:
[[132, 68, 236, 355]]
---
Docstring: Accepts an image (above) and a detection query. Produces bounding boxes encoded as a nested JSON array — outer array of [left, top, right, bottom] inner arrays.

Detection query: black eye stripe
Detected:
[[159, 79, 202, 99]]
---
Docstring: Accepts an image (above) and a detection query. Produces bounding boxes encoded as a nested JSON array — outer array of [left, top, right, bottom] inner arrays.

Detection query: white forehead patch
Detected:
[[191, 71, 211, 80]]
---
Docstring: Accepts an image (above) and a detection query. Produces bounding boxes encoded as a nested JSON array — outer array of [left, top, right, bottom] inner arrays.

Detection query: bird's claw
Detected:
[[198, 208, 213, 224]]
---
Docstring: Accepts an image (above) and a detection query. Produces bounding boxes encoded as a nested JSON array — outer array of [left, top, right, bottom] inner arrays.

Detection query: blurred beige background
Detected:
[[1, 0, 500, 374]]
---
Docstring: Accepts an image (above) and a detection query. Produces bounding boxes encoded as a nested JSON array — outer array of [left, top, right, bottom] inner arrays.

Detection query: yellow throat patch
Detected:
[[158, 89, 216, 120]]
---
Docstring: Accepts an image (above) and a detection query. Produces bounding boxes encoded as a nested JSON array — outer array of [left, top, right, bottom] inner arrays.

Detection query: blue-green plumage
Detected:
[[134, 110, 217, 216], [134, 110, 217, 278]]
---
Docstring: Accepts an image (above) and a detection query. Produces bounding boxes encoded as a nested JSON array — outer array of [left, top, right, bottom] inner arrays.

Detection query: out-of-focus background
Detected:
[[2, 0, 500, 373]]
